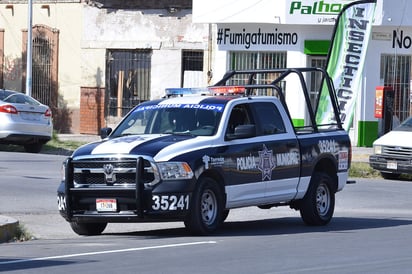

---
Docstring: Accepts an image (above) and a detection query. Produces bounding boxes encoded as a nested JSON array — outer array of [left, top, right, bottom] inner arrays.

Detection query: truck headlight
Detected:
[[157, 162, 193, 180], [374, 145, 382, 155]]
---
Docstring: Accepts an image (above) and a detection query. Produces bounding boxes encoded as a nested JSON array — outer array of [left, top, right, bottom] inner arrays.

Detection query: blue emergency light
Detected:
[[165, 87, 211, 97]]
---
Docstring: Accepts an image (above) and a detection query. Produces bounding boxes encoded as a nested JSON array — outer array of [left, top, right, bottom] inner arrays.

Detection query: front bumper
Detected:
[[57, 181, 193, 223], [58, 155, 196, 223], [369, 155, 412, 175]]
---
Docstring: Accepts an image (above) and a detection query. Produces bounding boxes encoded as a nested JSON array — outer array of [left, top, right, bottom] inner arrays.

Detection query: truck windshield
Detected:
[[111, 104, 224, 137], [394, 115, 412, 131]]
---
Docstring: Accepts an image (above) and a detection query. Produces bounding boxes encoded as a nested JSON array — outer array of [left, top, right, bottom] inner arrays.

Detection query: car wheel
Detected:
[[380, 172, 401, 180], [24, 142, 43, 153], [70, 221, 107, 236], [299, 172, 335, 226], [184, 177, 224, 235]]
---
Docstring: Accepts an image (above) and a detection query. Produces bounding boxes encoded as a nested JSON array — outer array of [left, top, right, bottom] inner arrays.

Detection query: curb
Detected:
[[0, 215, 19, 243], [57, 134, 100, 143]]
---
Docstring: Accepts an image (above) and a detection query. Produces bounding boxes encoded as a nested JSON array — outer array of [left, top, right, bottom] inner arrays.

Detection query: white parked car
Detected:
[[0, 89, 53, 153], [369, 116, 412, 179]]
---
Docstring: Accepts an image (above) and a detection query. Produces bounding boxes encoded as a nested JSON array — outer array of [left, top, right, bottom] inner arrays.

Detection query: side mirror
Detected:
[[226, 124, 256, 140], [100, 127, 112, 139]]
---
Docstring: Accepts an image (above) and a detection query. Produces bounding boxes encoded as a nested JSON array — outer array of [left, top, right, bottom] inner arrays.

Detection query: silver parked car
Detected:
[[0, 89, 53, 153]]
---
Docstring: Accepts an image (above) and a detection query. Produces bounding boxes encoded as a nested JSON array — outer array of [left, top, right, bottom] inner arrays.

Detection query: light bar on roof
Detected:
[[165, 87, 211, 97], [209, 86, 245, 96]]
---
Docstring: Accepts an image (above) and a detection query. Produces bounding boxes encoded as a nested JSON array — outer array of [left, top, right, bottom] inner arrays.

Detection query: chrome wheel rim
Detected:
[[316, 183, 330, 217], [201, 189, 217, 225]]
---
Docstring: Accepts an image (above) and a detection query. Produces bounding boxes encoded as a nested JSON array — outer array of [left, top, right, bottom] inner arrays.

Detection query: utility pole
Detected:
[[26, 0, 33, 96]]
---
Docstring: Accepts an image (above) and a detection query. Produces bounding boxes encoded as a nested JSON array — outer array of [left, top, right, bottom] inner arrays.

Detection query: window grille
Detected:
[[380, 54, 411, 122], [181, 50, 204, 87], [106, 49, 151, 117], [32, 36, 53, 106], [227, 51, 287, 87]]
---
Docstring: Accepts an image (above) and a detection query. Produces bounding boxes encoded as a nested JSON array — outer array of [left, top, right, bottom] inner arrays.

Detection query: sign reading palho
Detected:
[[316, 0, 377, 130], [193, 0, 378, 25], [289, 0, 349, 15], [286, 0, 370, 25]]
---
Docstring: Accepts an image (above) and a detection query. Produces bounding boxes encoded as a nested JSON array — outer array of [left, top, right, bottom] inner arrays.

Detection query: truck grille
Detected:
[[72, 157, 155, 186], [382, 146, 412, 158]]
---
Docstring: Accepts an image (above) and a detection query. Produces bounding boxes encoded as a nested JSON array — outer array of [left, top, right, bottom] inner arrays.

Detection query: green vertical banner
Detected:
[[316, 0, 376, 131]]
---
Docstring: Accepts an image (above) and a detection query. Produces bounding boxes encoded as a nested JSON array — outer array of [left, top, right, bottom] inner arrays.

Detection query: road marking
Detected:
[[0, 241, 217, 265]]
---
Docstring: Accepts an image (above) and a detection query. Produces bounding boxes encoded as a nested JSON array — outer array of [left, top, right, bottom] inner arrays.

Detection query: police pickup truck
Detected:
[[57, 68, 352, 236]]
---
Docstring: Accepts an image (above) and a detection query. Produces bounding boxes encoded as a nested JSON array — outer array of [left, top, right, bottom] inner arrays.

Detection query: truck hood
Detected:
[[374, 130, 412, 148], [72, 134, 199, 160]]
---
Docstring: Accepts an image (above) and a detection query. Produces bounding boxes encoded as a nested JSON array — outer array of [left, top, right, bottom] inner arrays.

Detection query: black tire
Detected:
[[24, 143, 43, 153], [184, 177, 224, 235], [380, 172, 401, 180], [299, 172, 335, 226], [70, 221, 107, 236]]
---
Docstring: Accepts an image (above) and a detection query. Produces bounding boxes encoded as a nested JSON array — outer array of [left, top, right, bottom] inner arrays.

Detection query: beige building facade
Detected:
[[0, 0, 209, 134]]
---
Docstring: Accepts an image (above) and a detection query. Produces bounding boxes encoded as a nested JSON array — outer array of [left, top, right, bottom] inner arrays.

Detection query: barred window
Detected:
[[106, 49, 152, 117], [181, 50, 204, 87], [309, 57, 327, 106], [227, 51, 287, 86], [380, 54, 412, 122]]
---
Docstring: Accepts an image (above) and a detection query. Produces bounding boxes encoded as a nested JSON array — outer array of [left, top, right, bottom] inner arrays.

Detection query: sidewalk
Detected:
[[0, 136, 372, 243], [57, 133, 100, 143], [351, 146, 373, 163]]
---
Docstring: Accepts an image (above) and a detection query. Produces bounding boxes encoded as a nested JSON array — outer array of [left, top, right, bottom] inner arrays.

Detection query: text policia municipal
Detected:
[[217, 28, 298, 49]]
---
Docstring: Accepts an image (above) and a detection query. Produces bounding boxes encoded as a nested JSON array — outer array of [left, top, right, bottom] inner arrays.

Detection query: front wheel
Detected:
[[184, 177, 224, 235], [70, 221, 107, 236], [299, 172, 335, 226]]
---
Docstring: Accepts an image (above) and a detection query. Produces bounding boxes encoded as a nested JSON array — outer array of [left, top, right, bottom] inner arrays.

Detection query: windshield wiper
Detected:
[[170, 131, 195, 136], [118, 133, 138, 137]]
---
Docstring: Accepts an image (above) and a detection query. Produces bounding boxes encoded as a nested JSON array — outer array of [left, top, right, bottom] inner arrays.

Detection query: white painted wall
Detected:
[[359, 26, 412, 123], [0, 3, 82, 108], [151, 49, 182, 98], [81, 6, 210, 100]]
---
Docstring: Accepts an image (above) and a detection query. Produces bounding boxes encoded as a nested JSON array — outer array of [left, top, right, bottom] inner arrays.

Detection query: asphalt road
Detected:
[[1, 151, 412, 273]]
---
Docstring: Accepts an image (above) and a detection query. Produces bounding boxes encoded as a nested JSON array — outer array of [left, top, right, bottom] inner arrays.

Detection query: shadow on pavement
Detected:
[[101, 216, 412, 239]]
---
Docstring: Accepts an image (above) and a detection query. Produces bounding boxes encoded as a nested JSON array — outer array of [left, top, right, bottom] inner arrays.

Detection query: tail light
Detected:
[[0, 104, 18, 114], [45, 108, 52, 117]]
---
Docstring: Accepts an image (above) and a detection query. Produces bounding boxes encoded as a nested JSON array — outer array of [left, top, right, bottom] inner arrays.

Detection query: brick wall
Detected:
[[80, 87, 105, 134]]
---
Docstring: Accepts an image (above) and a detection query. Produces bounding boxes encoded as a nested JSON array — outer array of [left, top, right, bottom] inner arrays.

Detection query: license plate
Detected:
[[387, 161, 398, 170], [21, 112, 40, 121], [96, 199, 117, 212]]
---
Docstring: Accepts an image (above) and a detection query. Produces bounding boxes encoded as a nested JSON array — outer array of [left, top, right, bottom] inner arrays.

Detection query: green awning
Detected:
[[304, 40, 330, 55]]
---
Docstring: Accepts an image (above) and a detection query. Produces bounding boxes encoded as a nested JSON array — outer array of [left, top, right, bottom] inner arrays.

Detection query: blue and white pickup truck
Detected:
[[57, 68, 352, 236]]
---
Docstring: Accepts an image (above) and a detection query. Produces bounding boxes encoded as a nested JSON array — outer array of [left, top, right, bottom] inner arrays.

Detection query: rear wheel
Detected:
[[300, 172, 335, 226], [24, 142, 43, 153], [70, 221, 107, 236], [184, 177, 224, 235]]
